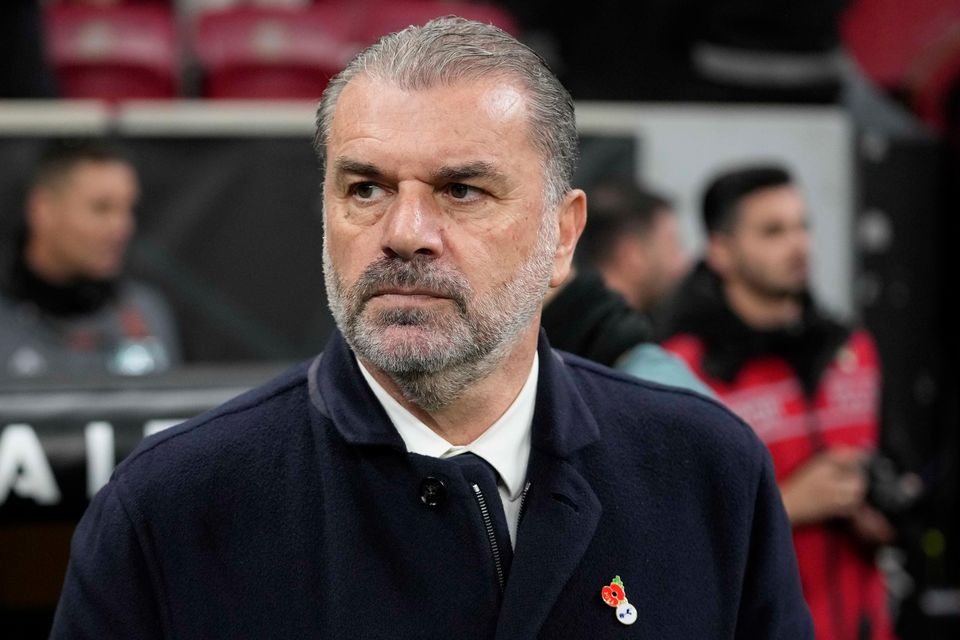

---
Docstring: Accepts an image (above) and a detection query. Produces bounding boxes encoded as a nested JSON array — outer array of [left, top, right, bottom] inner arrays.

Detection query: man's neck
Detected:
[[723, 279, 802, 330], [13, 244, 116, 315], [360, 322, 541, 445], [25, 242, 74, 285]]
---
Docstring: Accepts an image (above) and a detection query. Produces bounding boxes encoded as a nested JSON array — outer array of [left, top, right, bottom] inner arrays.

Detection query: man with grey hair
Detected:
[[52, 17, 812, 638]]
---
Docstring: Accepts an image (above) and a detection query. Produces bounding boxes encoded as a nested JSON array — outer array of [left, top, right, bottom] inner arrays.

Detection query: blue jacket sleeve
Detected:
[[614, 343, 716, 398], [736, 447, 815, 639], [50, 480, 166, 639]]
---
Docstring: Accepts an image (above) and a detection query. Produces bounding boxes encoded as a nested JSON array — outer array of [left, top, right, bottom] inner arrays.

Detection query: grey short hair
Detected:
[[314, 16, 577, 208]]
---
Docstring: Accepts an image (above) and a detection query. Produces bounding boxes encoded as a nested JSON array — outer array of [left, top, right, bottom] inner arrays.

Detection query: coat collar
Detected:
[[309, 329, 603, 637], [307, 330, 406, 451], [308, 329, 601, 459]]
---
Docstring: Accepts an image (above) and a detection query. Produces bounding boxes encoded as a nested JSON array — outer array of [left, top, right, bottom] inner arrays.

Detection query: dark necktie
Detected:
[[450, 452, 514, 590]]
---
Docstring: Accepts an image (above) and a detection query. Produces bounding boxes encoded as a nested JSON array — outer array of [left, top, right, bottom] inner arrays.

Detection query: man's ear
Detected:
[[550, 188, 587, 287], [705, 233, 731, 276]]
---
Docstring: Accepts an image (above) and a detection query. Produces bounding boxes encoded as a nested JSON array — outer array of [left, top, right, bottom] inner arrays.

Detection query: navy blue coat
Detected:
[[52, 330, 813, 638]]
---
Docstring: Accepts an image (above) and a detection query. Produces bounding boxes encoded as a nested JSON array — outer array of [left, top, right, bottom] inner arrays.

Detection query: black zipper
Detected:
[[471, 483, 506, 592], [518, 481, 532, 523]]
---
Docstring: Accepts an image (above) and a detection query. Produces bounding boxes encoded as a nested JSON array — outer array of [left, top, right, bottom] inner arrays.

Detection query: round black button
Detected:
[[420, 476, 446, 507]]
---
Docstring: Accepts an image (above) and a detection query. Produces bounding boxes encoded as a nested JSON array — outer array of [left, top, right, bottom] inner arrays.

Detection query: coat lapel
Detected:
[[496, 452, 601, 639], [496, 337, 603, 639]]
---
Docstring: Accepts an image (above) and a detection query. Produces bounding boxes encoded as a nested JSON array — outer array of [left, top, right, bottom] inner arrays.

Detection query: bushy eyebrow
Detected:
[[331, 157, 510, 191], [431, 161, 507, 187], [332, 157, 383, 179]]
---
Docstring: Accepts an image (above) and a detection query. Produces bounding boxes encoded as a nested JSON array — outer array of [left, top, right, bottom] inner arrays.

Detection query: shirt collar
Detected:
[[357, 354, 538, 501]]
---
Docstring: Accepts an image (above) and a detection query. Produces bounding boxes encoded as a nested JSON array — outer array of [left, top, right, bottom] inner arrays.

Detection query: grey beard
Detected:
[[323, 223, 556, 411], [367, 325, 508, 411], [349, 304, 511, 411]]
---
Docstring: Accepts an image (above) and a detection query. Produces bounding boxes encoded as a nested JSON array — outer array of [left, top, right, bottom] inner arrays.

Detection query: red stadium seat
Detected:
[[194, 5, 360, 100], [912, 41, 960, 131], [45, 3, 178, 100], [842, 0, 960, 89], [842, 0, 960, 130], [357, 0, 519, 45]]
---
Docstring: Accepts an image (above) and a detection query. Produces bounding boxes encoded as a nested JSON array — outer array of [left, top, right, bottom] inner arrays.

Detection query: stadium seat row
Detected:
[[45, 1, 518, 101]]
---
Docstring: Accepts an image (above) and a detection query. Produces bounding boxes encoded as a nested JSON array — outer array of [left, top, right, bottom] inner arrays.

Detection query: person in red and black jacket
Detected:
[[656, 164, 896, 640]]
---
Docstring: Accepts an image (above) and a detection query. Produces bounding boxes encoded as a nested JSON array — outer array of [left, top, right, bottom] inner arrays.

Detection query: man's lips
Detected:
[[373, 287, 447, 296], [368, 288, 452, 303]]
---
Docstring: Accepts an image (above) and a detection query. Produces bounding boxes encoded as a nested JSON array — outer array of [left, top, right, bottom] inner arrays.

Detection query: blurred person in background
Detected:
[[575, 180, 690, 315], [657, 164, 896, 640], [541, 179, 709, 394], [0, 139, 180, 377]]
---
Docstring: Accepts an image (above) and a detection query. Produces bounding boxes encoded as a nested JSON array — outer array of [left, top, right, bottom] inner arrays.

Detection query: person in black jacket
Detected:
[[541, 181, 709, 394], [52, 17, 812, 638], [575, 180, 689, 316]]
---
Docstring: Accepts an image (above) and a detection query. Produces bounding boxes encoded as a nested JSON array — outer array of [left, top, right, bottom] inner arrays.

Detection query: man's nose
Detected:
[[380, 186, 444, 260]]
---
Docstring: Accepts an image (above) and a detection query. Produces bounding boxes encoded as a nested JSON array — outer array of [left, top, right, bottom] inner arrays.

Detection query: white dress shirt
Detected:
[[356, 354, 538, 547]]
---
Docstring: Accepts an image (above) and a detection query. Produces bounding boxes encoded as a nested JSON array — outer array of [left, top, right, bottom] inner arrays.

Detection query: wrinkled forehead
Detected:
[[327, 71, 537, 152]]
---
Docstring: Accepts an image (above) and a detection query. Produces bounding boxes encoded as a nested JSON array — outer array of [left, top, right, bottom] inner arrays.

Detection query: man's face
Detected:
[[640, 209, 689, 308], [715, 185, 810, 298], [31, 159, 139, 281], [322, 75, 574, 404]]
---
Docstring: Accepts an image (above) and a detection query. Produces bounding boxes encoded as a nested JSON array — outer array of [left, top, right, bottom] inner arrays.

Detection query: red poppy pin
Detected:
[[601, 576, 638, 625]]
